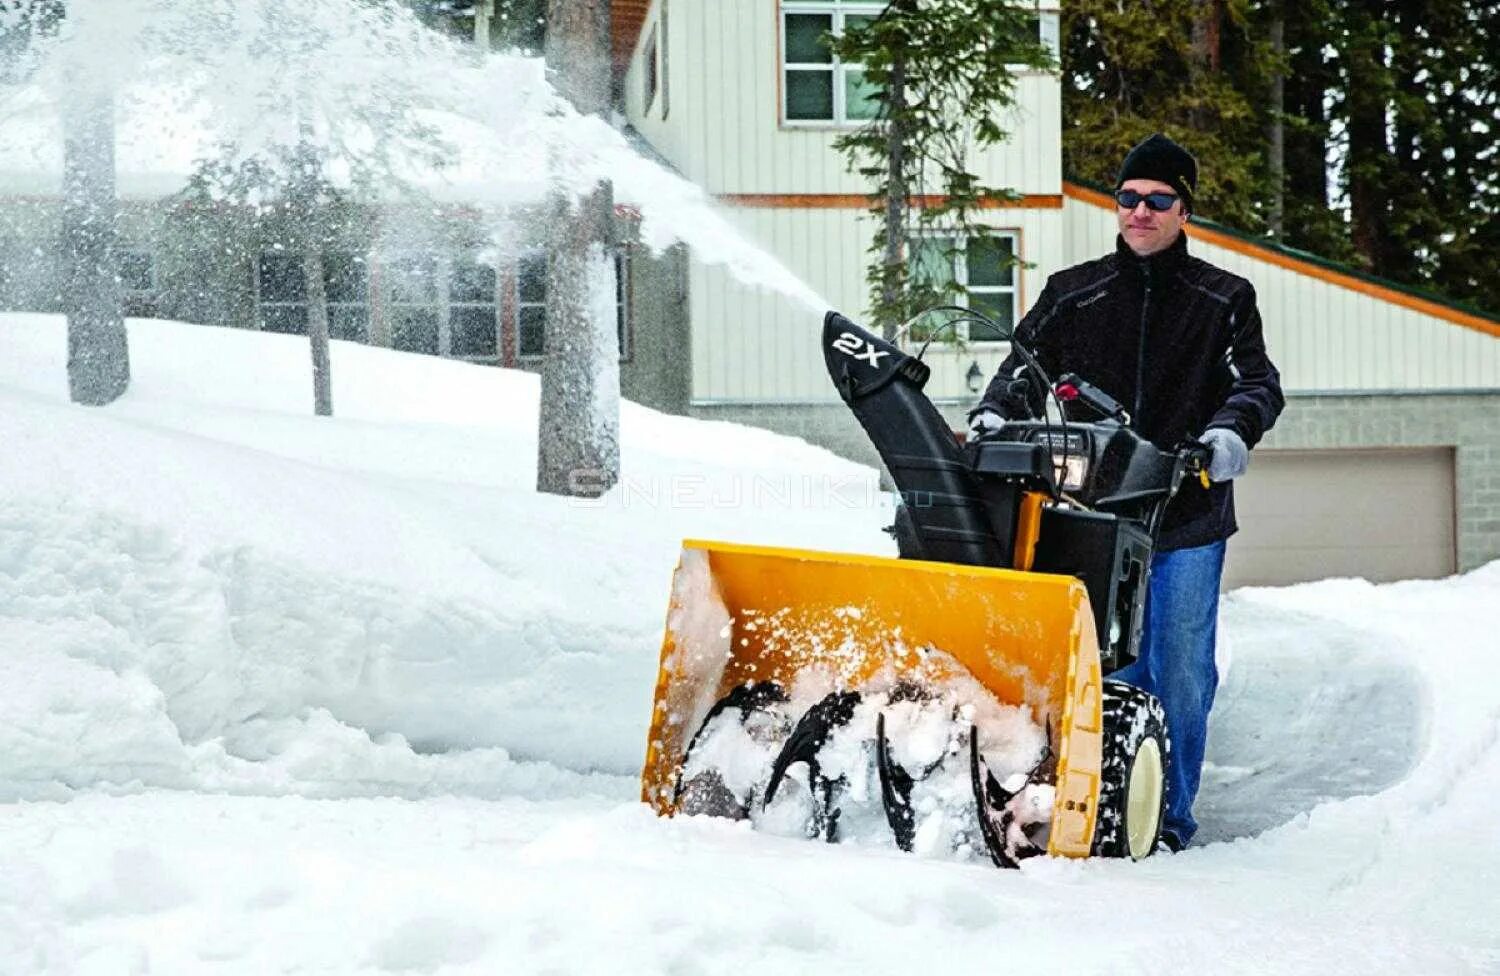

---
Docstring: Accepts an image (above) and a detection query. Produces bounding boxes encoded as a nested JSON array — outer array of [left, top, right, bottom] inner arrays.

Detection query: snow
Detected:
[[0, 0, 829, 313], [2, 311, 1499, 972]]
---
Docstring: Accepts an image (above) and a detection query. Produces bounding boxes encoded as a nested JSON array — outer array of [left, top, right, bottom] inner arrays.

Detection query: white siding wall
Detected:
[[690, 204, 1068, 402], [1062, 193, 1500, 393], [624, 0, 1062, 195]]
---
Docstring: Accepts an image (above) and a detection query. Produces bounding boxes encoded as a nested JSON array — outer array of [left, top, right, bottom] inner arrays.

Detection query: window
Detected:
[[910, 233, 1019, 342], [257, 253, 307, 335], [517, 250, 547, 359], [781, 1, 883, 124], [515, 250, 631, 363], [449, 258, 498, 359], [998, 11, 1061, 65], [257, 251, 370, 339], [387, 254, 441, 354], [324, 251, 369, 342], [643, 24, 659, 111]]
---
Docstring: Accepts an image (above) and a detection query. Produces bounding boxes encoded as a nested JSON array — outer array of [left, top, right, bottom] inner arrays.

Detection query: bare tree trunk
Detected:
[[1187, 0, 1222, 130], [473, 0, 493, 47], [1190, 0, 1222, 71], [1345, 2, 1389, 273], [538, 0, 620, 497], [62, 88, 129, 406], [1266, 11, 1285, 238], [305, 249, 332, 416], [880, 48, 908, 342]]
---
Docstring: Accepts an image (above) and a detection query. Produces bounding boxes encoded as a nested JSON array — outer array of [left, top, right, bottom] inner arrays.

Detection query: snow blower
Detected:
[[641, 310, 1209, 865]]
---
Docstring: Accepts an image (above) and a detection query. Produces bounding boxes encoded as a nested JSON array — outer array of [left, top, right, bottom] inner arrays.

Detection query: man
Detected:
[[969, 133, 1284, 851]]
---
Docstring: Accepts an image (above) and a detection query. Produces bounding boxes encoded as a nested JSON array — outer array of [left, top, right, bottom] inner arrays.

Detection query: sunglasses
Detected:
[[1115, 189, 1180, 212]]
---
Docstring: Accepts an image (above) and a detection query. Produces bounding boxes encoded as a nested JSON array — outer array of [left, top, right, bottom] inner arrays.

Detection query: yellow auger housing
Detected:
[[641, 539, 1105, 859], [639, 311, 1197, 865]]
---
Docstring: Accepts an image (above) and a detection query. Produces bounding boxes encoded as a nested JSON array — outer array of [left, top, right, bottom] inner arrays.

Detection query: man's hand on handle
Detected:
[[1200, 427, 1249, 482], [967, 410, 1006, 444]]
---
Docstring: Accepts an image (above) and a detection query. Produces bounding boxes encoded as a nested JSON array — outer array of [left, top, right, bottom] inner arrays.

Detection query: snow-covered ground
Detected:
[[2, 314, 1497, 974]]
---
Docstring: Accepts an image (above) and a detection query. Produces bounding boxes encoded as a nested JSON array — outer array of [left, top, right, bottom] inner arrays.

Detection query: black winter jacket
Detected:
[[974, 233, 1285, 551]]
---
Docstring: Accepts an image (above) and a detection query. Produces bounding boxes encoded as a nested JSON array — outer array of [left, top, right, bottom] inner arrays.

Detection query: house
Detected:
[[0, 73, 692, 417], [4, 3, 1497, 588], [610, 0, 1500, 587]]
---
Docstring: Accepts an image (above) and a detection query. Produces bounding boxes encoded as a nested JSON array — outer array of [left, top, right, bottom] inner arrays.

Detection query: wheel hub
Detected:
[[1125, 737, 1164, 859]]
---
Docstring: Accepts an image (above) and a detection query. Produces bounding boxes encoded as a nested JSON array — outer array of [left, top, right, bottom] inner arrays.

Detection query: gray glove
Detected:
[[1201, 427, 1249, 482], [967, 409, 1006, 443]]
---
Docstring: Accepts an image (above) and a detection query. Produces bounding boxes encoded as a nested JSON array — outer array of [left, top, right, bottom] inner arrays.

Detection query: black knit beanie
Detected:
[[1116, 133, 1198, 214]]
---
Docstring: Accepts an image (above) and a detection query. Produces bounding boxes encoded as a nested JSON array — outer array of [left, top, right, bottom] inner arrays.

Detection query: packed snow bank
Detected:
[[0, 313, 891, 798]]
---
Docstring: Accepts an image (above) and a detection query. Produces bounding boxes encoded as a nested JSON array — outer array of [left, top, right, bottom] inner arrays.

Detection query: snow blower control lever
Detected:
[[1056, 373, 1130, 425]]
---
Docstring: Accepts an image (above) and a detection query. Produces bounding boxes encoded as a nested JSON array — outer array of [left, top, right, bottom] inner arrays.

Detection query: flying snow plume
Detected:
[[0, 0, 828, 311]]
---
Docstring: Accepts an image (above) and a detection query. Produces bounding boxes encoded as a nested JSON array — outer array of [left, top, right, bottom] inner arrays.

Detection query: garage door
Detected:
[[1221, 448, 1456, 588]]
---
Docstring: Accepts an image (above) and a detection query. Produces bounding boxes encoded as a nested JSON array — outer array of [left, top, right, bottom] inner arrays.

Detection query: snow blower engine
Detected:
[[640, 310, 1209, 866]]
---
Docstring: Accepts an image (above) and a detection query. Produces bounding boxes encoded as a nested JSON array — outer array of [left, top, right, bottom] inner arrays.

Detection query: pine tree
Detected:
[[1062, 0, 1272, 230], [831, 0, 1051, 338], [1276, 0, 1351, 261]]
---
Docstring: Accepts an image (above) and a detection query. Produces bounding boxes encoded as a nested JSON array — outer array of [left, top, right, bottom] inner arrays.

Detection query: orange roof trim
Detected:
[[1064, 182, 1500, 340], [611, 0, 653, 75], [719, 193, 1065, 210]]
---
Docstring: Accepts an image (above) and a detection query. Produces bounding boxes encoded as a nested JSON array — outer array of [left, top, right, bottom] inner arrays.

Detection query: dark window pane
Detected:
[[519, 305, 546, 357], [967, 236, 1015, 287], [644, 27, 658, 106], [844, 68, 880, 120], [450, 306, 497, 357], [997, 14, 1045, 61], [450, 260, 496, 304], [259, 254, 306, 303], [390, 255, 438, 304], [329, 306, 369, 342], [785, 13, 832, 63], [968, 293, 1013, 339], [260, 304, 307, 335], [845, 14, 876, 33], [118, 251, 154, 292], [786, 70, 834, 121], [392, 308, 439, 354], [324, 252, 368, 303], [518, 252, 546, 303]]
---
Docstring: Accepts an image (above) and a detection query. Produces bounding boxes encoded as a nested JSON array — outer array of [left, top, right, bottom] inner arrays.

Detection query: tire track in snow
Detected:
[[1195, 597, 1425, 844]]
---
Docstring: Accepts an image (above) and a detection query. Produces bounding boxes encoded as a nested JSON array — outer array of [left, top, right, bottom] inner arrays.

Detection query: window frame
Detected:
[[514, 249, 633, 366], [642, 24, 659, 113], [323, 250, 371, 344], [779, 0, 885, 127], [255, 251, 309, 335], [446, 255, 500, 363], [384, 252, 444, 356], [910, 229, 1022, 345]]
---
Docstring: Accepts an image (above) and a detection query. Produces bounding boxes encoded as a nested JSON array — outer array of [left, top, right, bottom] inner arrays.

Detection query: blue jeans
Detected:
[[1108, 539, 1226, 846]]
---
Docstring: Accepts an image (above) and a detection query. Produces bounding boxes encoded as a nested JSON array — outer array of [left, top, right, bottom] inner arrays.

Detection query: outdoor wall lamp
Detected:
[[966, 360, 984, 394]]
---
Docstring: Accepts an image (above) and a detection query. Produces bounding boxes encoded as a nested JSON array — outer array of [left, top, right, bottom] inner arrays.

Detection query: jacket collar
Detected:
[[1113, 230, 1190, 280]]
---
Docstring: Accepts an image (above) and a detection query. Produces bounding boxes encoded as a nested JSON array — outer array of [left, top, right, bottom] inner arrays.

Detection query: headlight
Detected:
[[1054, 453, 1089, 490]]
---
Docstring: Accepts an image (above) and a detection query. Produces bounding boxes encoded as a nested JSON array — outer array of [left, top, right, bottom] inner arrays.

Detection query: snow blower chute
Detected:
[[641, 311, 1208, 865]]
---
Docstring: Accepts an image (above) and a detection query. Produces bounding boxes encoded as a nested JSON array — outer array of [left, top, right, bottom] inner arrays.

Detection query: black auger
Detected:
[[763, 691, 863, 842]]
